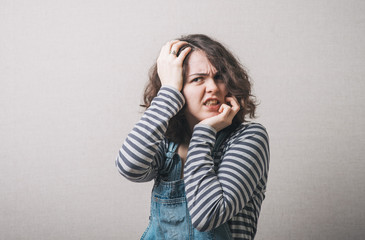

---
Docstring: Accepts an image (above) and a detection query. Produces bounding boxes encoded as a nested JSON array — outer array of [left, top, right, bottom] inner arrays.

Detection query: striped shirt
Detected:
[[116, 86, 270, 240]]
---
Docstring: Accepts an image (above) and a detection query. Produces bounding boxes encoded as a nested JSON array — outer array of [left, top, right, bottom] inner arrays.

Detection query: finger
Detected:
[[224, 99, 240, 122], [176, 47, 191, 64], [220, 100, 240, 123], [169, 41, 188, 56], [218, 103, 232, 116], [170, 40, 188, 50], [225, 96, 240, 112], [167, 40, 179, 48], [160, 40, 179, 56], [225, 96, 239, 106]]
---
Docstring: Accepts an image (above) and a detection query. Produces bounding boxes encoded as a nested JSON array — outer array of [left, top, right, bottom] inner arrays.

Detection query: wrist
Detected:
[[161, 83, 181, 92], [199, 119, 226, 132]]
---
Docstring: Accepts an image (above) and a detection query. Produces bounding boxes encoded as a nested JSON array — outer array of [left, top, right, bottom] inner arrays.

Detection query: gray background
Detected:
[[1, 0, 364, 239]]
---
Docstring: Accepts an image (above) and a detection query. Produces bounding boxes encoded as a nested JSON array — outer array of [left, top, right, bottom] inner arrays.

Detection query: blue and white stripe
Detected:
[[184, 123, 269, 239], [116, 86, 184, 182], [116, 86, 270, 239]]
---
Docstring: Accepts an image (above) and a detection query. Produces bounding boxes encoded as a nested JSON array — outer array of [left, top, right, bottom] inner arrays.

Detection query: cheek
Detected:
[[219, 84, 228, 96], [182, 89, 194, 109], [185, 97, 198, 112], [182, 86, 204, 103]]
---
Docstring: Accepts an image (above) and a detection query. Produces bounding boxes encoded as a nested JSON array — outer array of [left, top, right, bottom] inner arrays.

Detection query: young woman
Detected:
[[116, 34, 270, 240]]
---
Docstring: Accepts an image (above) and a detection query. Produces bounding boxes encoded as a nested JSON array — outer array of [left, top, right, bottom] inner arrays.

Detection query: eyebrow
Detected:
[[188, 73, 209, 77], [188, 71, 221, 78]]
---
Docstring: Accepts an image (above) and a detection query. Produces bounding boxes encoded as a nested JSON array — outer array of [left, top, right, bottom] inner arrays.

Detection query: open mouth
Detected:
[[204, 99, 220, 106]]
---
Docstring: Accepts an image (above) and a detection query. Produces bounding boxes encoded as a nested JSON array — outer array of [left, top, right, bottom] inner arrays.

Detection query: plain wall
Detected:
[[1, 0, 364, 239]]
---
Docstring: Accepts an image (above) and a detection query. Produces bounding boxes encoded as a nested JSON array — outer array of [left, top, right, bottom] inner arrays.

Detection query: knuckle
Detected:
[[171, 61, 181, 67]]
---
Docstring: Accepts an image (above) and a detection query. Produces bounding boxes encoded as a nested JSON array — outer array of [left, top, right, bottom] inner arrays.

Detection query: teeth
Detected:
[[205, 100, 218, 106]]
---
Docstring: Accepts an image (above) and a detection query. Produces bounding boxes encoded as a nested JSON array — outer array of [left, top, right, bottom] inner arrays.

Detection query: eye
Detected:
[[191, 77, 203, 83]]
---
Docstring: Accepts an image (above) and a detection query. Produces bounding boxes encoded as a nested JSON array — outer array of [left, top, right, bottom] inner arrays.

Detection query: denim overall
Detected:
[[141, 127, 236, 240]]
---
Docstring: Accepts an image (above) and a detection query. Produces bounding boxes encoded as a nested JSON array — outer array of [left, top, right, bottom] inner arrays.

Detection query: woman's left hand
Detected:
[[199, 96, 241, 132]]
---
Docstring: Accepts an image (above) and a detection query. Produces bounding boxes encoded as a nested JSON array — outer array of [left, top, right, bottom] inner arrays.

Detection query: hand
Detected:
[[199, 96, 241, 132], [157, 40, 191, 91]]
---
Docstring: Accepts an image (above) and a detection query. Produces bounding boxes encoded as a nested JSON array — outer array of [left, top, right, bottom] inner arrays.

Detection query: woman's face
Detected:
[[182, 50, 228, 128]]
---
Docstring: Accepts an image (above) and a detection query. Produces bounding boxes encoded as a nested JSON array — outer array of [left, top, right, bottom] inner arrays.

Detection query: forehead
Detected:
[[186, 50, 217, 75]]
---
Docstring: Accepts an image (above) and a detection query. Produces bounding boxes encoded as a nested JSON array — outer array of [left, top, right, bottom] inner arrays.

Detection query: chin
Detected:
[[201, 112, 219, 120]]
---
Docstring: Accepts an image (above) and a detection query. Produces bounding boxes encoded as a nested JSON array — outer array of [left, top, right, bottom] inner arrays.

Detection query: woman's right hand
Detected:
[[157, 40, 191, 91]]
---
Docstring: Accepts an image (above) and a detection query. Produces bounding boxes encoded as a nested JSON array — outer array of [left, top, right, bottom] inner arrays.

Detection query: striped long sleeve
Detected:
[[115, 86, 185, 182], [184, 123, 269, 232]]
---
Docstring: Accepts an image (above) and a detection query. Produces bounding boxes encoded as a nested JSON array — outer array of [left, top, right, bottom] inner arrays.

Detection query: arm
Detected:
[[116, 40, 191, 182], [115, 86, 185, 182], [184, 123, 269, 231]]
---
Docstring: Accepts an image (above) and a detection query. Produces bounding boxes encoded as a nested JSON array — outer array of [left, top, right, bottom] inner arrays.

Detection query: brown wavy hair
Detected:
[[141, 34, 257, 144]]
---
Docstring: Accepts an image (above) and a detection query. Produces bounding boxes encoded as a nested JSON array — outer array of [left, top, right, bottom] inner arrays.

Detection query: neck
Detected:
[[185, 115, 199, 133]]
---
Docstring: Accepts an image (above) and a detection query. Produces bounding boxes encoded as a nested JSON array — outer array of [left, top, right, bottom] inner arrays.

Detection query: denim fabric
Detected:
[[141, 141, 232, 240]]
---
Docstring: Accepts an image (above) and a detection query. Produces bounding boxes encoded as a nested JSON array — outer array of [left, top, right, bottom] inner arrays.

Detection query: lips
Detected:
[[204, 99, 219, 106], [203, 98, 221, 112]]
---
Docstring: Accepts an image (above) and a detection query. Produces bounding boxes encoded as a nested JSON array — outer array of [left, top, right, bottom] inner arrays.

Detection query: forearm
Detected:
[[184, 124, 225, 231], [116, 86, 185, 182], [184, 123, 269, 231]]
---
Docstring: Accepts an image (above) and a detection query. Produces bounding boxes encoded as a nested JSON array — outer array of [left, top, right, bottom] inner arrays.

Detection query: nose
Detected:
[[205, 78, 219, 93]]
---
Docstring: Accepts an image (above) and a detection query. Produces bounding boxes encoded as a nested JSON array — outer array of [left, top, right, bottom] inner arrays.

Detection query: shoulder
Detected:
[[228, 122, 269, 145], [233, 122, 268, 137], [223, 122, 270, 168]]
